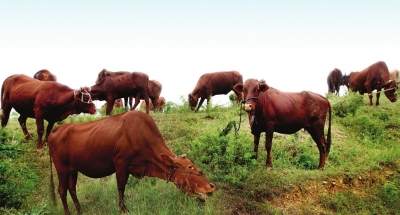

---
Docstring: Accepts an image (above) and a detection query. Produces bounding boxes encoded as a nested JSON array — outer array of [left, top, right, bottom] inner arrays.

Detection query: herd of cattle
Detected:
[[0, 60, 398, 214]]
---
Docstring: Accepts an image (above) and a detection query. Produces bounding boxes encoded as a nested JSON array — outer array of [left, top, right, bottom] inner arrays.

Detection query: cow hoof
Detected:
[[266, 167, 272, 171]]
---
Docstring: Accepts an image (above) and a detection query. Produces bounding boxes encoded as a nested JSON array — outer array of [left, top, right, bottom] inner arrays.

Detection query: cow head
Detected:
[[233, 79, 270, 113], [95, 69, 109, 84], [382, 80, 398, 102], [341, 73, 351, 89], [161, 153, 215, 200], [188, 94, 198, 111], [74, 87, 97, 114]]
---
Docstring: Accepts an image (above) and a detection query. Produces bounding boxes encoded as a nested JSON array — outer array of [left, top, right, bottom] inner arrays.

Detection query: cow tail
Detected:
[[326, 103, 332, 154], [49, 150, 56, 206]]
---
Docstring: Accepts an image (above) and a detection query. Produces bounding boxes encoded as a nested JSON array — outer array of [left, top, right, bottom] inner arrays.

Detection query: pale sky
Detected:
[[1, 1, 399, 108]]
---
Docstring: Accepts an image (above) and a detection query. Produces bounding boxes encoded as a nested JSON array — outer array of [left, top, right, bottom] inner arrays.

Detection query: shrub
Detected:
[[378, 182, 399, 207], [332, 93, 363, 117], [0, 128, 39, 209], [188, 133, 257, 187]]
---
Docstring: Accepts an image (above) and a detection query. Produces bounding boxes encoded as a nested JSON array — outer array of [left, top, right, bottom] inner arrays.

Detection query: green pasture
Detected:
[[1, 91, 400, 215]]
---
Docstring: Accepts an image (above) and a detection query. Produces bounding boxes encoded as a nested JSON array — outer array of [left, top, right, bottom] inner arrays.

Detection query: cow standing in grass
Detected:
[[234, 79, 332, 170]]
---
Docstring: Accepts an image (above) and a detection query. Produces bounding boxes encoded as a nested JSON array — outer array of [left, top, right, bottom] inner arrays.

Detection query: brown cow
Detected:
[[95, 69, 132, 109], [95, 69, 162, 111], [327, 68, 343, 95], [0, 74, 96, 149], [48, 110, 215, 214], [140, 96, 166, 112], [347, 61, 398, 106], [188, 71, 243, 112], [33, 69, 57, 82], [233, 79, 331, 170], [90, 71, 150, 115]]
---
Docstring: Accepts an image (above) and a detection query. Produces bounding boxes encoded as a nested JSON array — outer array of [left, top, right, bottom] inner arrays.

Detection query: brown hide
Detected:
[[145, 80, 162, 110], [0, 74, 96, 149], [33, 69, 57, 82], [90, 70, 150, 115], [48, 111, 215, 214], [327, 68, 343, 95], [140, 97, 166, 112], [348, 61, 398, 106], [95, 69, 133, 109], [188, 71, 243, 112], [233, 79, 331, 170]]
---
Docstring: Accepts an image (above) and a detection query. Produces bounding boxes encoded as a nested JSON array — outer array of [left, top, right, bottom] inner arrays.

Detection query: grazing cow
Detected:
[[233, 79, 331, 170], [188, 71, 243, 112], [0, 74, 96, 149], [33, 69, 57, 82], [390, 69, 400, 82], [327, 68, 343, 95], [347, 61, 398, 106], [140, 96, 166, 112], [48, 111, 215, 214], [90, 71, 150, 115]]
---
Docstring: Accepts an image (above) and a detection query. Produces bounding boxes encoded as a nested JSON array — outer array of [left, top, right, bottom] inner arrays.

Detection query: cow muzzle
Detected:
[[244, 103, 252, 112]]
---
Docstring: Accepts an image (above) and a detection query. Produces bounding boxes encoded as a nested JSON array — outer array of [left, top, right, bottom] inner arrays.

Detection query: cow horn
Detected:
[[181, 154, 187, 158]]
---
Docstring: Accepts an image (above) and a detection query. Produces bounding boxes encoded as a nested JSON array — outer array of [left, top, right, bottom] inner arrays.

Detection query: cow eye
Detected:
[[188, 165, 193, 169]]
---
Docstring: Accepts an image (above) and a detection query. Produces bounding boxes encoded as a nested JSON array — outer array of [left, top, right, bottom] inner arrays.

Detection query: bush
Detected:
[[378, 182, 399, 207], [188, 133, 257, 187], [332, 93, 363, 117], [0, 128, 39, 209]]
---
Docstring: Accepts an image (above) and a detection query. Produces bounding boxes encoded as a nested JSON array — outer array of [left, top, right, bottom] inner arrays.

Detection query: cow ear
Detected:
[[259, 82, 270, 92], [233, 83, 243, 92], [161, 153, 174, 166]]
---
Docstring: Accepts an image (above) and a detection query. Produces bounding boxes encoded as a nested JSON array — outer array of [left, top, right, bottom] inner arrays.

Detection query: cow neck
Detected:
[[145, 146, 176, 181], [89, 84, 105, 100]]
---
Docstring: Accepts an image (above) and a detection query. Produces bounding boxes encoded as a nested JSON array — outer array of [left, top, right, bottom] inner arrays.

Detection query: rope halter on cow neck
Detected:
[[74, 88, 93, 104], [166, 154, 210, 184], [367, 80, 398, 96]]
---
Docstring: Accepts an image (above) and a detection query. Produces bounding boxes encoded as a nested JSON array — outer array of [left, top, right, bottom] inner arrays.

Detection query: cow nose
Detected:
[[244, 103, 252, 111]]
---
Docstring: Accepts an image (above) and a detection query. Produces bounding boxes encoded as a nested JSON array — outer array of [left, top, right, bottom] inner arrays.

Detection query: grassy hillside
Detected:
[[1, 92, 400, 215]]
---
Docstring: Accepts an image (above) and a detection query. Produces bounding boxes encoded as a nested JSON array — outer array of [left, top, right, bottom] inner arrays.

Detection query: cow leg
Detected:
[[150, 97, 157, 112], [265, 130, 274, 170], [375, 91, 381, 106], [365, 84, 374, 106], [44, 121, 55, 145], [34, 116, 45, 150], [131, 93, 142, 112], [18, 115, 32, 141], [57, 166, 71, 215], [115, 166, 129, 213], [68, 170, 82, 214], [0, 104, 12, 127], [307, 127, 327, 170], [123, 97, 128, 110], [195, 97, 206, 112], [128, 96, 133, 110], [106, 99, 114, 115], [252, 133, 260, 159]]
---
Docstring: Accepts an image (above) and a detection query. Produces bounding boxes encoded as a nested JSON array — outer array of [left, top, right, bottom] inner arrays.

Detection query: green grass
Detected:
[[1, 92, 400, 214]]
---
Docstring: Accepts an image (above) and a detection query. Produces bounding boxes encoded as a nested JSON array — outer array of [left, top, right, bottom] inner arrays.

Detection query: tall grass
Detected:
[[1, 93, 400, 214]]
